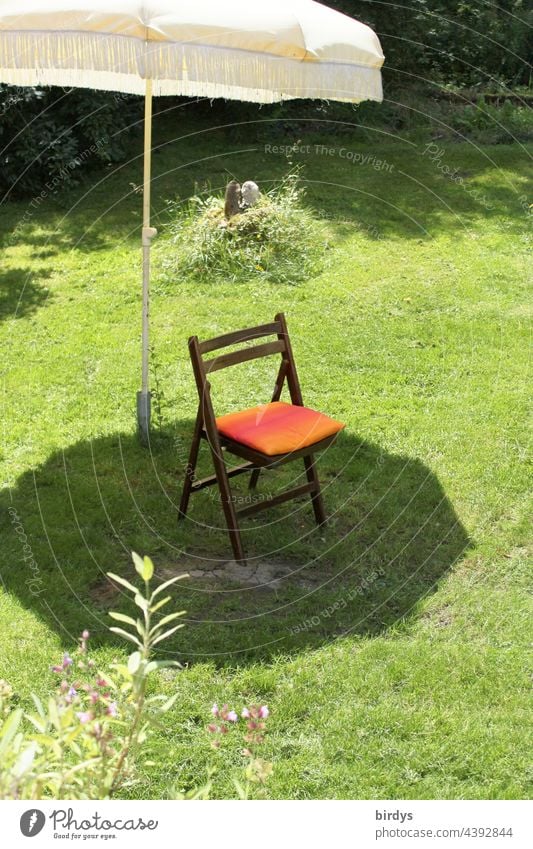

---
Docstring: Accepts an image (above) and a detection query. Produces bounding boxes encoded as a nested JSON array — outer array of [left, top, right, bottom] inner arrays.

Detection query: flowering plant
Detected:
[[0, 552, 187, 799], [207, 702, 273, 798]]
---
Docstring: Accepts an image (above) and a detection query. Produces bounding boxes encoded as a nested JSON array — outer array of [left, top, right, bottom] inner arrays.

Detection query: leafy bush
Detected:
[[444, 97, 533, 144], [0, 86, 141, 199], [0, 553, 186, 799], [160, 168, 329, 285], [330, 0, 532, 88], [348, 87, 533, 145]]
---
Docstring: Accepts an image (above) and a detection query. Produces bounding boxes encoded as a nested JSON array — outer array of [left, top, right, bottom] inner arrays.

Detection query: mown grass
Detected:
[[0, 105, 531, 799]]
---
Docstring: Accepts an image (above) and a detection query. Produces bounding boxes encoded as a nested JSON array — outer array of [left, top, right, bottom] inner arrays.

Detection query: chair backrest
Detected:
[[187, 312, 304, 416]]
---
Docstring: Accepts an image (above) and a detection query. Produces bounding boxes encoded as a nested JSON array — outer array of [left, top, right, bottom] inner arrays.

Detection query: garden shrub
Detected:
[[0, 86, 141, 199], [445, 97, 533, 144], [0, 553, 186, 799]]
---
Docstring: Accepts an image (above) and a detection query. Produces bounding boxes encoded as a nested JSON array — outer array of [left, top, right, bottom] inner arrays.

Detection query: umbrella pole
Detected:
[[137, 77, 157, 444]]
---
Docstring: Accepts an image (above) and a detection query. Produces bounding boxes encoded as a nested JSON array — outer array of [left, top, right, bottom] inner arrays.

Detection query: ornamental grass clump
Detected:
[[161, 168, 329, 285]]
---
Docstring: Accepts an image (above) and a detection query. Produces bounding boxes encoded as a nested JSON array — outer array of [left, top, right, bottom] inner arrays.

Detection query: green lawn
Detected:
[[0, 110, 531, 799]]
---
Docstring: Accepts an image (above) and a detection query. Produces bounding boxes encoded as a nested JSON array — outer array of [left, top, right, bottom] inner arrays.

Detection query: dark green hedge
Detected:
[[331, 0, 532, 88], [0, 87, 141, 199]]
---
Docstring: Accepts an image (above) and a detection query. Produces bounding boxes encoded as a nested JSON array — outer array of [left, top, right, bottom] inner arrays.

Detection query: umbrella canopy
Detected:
[[0, 0, 384, 439], [0, 1, 383, 101]]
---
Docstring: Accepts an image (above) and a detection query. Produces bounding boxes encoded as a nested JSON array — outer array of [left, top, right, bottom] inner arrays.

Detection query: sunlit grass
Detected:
[[0, 113, 530, 798]]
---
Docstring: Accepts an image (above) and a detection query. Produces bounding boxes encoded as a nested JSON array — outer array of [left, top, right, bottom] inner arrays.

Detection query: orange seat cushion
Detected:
[[216, 401, 345, 457]]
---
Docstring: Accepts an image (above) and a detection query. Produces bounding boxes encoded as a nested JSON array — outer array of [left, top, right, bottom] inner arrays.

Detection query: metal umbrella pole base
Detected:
[[137, 390, 152, 445]]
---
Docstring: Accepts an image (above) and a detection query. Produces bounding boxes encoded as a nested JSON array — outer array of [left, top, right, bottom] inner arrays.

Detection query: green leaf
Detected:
[[151, 611, 186, 635], [232, 778, 248, 800], [132, 551, 154, 582], [30, 694, 45, 719], [132, 551, 144, 575], [107, 572, 138, 595], [0, 708, 23, 757], [143, 555, 154, 582], [13, 742, 38, 778], [150, 595, 171, 613], [151, 573, 189, 598], [65, 725, 84, 746], [151, 623, 185, 646], [67, 758, 107, 776], [26, 715, 46, 733], [47, 697, 60, 732], [159, 692, 179, 713], [128, 652, 141, 674], [109, 611, 137, 627], [150, 660, 182, 671], [134, 593, 149, 612], [97, 670, 117, 690], [109, 627, 142, 648]]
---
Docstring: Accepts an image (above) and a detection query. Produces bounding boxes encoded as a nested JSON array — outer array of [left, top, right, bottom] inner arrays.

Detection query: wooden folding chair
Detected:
[[178, 312, 345, 564]]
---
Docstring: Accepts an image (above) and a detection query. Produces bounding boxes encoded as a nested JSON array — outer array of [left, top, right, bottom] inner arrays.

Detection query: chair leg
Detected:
[[209, 445, 247, 565], [303, 454, 327, 526], [178, 409, 202, 521], [248, 468, 261, 491]]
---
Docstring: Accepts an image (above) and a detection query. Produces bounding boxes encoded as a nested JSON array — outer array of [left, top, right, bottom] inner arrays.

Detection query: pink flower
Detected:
[[76, 711, 92, 724], [51, 665, 63, 674], [106, 702, 118, 717], [211, 703, 219, 717], [241, 707, 250, 718], [62, 653, 73, 669], [89, 691, 99, 704], [65, 686, 77, 703], [259, 705, 269, 719], [207, 723, 218, 734], [96, 678, 108, 688], [227, 710, 238, 723]]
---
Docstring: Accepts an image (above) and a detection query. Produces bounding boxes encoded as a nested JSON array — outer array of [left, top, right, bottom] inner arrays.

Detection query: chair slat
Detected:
[[204, 339, 285, 373], [190, 462, 257, 493], [198, 321, 282, 355], [237, 482, 315, 518]]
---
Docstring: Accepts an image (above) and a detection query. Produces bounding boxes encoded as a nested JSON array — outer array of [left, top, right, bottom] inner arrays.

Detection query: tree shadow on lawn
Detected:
[[2, 423, 470, 665], [0, 213, 132, 255], [0, 266, 52, 322], [2, 120, 529, 264]]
